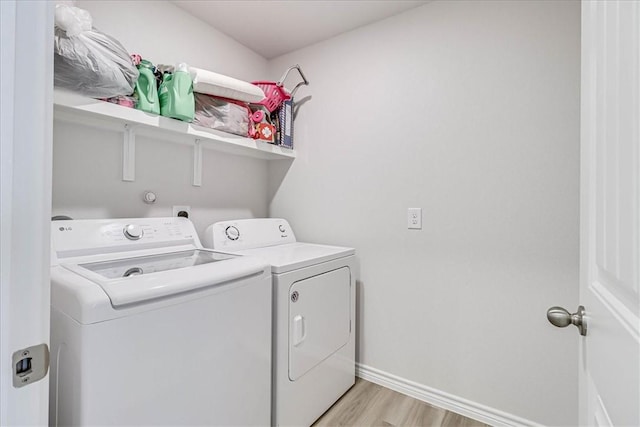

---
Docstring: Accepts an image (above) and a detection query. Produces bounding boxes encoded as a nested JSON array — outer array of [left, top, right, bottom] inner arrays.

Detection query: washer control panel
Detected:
[[52, 217, 199, 263]]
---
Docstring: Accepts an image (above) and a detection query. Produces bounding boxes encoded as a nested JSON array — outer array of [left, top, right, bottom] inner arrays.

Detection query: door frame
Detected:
[[0, 1, 54, 424]]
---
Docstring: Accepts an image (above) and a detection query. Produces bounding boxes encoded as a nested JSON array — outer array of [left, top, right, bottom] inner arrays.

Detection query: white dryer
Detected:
[[203, 218, 356, 427], [50, 217, 272, 426]]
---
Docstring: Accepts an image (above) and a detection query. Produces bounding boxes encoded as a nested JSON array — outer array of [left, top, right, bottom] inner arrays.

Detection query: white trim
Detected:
[[0, 2, 17, 424], [0, 1, 53, 424], [590, 281, 640, 341], [356, 363, 543, 427]]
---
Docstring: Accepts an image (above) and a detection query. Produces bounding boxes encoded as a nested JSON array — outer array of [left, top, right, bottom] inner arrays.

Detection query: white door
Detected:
[[579, 0, 640, 425], [0, 1, 54, 424]]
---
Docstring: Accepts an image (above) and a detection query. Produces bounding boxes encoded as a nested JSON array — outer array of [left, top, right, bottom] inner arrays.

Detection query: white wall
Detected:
[[52, 122, 269, 236], [268, 1, 580, 425], [53, 1, 272, 235], [75, 0, 266, 81]]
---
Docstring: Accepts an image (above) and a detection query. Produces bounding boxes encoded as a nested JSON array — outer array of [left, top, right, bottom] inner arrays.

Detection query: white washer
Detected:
[[203, 218, 356, 427], [49, 217, 272, 426]]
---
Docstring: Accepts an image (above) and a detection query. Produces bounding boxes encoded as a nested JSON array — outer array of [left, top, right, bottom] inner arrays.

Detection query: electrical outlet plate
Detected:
[[172, 205, 191, 218], [407, 208, 422, 229]]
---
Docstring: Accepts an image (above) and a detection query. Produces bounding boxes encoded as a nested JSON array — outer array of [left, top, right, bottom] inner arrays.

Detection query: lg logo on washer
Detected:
[[58, 226, 72, 232]]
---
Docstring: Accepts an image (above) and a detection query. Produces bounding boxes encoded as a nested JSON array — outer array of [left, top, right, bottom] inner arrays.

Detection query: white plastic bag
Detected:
[[193, 94, 250, 137], [54, 4, 138, 98], [54, 3, 91, 37]]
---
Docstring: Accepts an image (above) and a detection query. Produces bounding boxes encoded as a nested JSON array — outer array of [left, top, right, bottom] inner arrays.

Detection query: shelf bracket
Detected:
[[192, 139, 203, 187], [122, 124, 136, 182]]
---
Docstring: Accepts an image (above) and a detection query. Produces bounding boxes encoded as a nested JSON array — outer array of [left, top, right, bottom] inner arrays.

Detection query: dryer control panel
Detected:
[[204, 218, 296, 251]]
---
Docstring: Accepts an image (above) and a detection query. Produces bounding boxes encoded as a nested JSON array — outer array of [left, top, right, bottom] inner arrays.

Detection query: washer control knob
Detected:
[[123, 224, 144, 240], [225, 226, 240, 241]]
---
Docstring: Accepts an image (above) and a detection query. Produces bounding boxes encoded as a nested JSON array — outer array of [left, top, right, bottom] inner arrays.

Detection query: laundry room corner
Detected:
[[267, 1, 581, 425]]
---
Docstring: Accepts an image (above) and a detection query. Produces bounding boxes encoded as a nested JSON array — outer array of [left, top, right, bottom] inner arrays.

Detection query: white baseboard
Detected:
[[356, 363, 543, 427]]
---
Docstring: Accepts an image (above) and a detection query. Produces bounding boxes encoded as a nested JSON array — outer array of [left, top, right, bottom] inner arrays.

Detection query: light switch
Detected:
[[407, 208, 422, 230]]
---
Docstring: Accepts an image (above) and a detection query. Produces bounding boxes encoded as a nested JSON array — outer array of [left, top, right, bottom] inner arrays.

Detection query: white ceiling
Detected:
[[171, 1, 429, 59]]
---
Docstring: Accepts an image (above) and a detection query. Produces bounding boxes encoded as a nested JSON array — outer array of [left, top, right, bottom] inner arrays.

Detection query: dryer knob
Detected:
[[225, 226, 240, 241], [123, 224, 144, 240]]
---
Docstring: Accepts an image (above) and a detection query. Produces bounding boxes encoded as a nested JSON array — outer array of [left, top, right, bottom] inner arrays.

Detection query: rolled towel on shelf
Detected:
[[189, 67, 265, 103]]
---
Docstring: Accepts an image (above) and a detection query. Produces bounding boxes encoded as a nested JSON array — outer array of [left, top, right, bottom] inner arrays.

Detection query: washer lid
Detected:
[[62, 249, 267, 306], [235, 243, 354, 273]]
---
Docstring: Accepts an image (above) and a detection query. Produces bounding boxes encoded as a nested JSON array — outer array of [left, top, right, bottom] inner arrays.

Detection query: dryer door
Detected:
[[288, 267, 351, 381]]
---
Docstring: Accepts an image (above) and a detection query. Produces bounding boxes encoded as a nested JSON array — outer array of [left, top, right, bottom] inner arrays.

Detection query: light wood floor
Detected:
[[313, 378, 491, 427]]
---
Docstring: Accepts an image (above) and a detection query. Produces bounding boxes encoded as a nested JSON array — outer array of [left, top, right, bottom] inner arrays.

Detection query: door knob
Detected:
[[547, 305, 587, 336]]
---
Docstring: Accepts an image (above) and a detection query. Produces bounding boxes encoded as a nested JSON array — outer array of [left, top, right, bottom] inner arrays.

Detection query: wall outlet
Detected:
[[407, 208, 422, 229], [173, 205, 191, 219]]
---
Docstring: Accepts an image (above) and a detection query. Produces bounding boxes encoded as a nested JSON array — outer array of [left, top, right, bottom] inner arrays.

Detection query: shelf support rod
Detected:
[[122, 124, 136, 182], [193, 139, 203, 187]]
